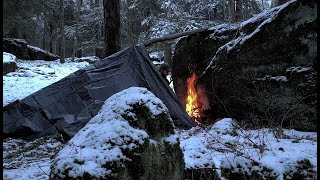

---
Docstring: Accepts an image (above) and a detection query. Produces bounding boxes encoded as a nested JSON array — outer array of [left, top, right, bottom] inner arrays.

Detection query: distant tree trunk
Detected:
[[222, 0, 227, 20], [235, 0, 244, 21], [103, 0, 121, 57], [72, 0, 81, 61], [42, 21, 46, 50], [60, 0, 65, 63], [228, 0, 235, 23], [49, 24, 53, 53]]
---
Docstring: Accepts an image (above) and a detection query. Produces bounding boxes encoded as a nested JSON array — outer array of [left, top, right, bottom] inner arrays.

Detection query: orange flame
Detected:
[[186, 72, 202, 124]]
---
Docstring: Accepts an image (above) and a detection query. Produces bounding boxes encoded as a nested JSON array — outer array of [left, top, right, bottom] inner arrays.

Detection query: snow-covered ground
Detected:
[[3, 56, 89, 106], [180, 118, 317, 179], [2, 54, 317, 179]]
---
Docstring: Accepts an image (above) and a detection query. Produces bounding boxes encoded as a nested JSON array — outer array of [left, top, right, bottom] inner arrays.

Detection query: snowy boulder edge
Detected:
[[27, 45, 59, 61], [50, 87, 184, 180]]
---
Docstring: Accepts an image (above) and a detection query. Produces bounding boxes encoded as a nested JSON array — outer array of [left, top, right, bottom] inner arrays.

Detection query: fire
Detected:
[[186, 72, 203, 125]]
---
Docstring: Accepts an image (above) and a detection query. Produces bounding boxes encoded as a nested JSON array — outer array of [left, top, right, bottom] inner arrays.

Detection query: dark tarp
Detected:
[[3, 44, 196, 139]]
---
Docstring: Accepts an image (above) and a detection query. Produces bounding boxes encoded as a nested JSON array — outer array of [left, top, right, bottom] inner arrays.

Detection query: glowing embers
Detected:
[[185, 72, 208, 125]]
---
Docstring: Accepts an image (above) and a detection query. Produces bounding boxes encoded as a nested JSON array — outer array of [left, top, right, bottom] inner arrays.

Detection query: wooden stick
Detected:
[[143, 28, 209, 47]]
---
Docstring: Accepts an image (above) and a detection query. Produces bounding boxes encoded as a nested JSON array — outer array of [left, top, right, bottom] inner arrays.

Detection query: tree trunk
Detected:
[[49, 24, 53, 53], [103, 0, 121, 57], [42, 21, 46, 50], [60, 0, 65, 63], [228, 0, 235, 23], [72, 0, 81, 61], [235, 0, 244, 21]]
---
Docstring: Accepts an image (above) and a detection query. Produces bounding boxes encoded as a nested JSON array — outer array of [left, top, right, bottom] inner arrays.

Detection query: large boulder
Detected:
[[50, 87, 184, 180], [3, 38, 29, 59], [172, 0, 317, 131], [3, 52, 17, 75], [3, 38, 59, 61]]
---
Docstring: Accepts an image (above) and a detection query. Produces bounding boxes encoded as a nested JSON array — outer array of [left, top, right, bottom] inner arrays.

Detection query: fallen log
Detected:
[[143, 28, 209, 47]]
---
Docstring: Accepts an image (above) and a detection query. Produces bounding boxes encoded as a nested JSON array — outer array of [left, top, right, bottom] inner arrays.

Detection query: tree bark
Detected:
[[59, 0, 65, 63], [103, 0, 121, 57]]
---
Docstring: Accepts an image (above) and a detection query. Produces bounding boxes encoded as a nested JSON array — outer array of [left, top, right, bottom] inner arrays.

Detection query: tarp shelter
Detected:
[[3, 44, 196, 139]]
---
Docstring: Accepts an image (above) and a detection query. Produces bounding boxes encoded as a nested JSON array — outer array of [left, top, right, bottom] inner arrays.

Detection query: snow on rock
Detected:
[[27, 45, 59, 61], [50, 87, 184, 179], [210, 118, 238, 134], [65, 56, 100, 64], [255, 75, 288, 82], [3, 52, 17, 63], [149, 51, 165, 61], [3, 59, 89, 106], [3, 52, 18, 75], [180, 118, 317, 179], [240, 0, 296, 27], [27, 45, 51, 54], [205, 0, 297, 72], [286, 66, 313, 73]]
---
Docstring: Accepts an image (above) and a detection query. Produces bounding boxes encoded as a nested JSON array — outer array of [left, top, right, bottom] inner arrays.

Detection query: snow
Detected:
[[3, 59, 89, 106], [164, 131, 180, 145], [65, 56, 100, 63], [180, 118, 317, 179], [51, 87, 175, 178], [3, 52, 17, 63], [255, 75, 288, 82], [286, 66, 313, 73], [4, 159, 51, 180], [149, 51, 165, 60]]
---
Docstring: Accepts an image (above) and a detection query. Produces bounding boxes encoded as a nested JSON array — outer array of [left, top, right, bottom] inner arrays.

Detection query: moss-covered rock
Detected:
[[50, 87, 184, 180]]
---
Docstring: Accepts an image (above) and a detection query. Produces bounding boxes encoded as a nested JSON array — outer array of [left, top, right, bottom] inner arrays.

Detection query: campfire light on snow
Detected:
[[186, 72, 208, 125]]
